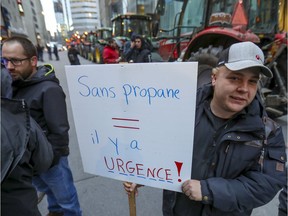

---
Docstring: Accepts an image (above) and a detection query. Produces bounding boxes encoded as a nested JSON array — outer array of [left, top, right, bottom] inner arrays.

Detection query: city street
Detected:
[[38, 50, 287, 216]]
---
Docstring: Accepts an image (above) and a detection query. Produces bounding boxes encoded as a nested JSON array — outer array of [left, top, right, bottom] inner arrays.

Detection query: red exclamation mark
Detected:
[[174, 161, 183, 182]]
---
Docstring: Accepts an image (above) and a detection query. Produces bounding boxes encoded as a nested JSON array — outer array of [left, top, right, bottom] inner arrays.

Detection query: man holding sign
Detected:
[[124, 42, 287, 215]]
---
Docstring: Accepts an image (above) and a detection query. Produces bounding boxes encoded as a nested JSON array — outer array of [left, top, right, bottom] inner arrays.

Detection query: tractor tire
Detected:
[[94, 43, 104, 64], [187, 47, 222, 88], [88, 49, 94, 62]]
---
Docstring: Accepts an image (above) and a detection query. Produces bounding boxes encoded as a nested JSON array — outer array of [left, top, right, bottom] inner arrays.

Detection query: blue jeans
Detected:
[[33, 157, 82, 216]]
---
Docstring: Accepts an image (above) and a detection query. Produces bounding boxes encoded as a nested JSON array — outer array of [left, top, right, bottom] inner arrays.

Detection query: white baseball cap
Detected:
[[217, 41, 273, 78]]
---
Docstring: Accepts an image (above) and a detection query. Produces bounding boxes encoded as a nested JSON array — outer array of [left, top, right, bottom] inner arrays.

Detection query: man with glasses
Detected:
[[1, 36, 82, 216]]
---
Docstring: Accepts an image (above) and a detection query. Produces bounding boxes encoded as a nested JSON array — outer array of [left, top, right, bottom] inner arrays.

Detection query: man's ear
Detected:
[[31, 56, 38, 66]]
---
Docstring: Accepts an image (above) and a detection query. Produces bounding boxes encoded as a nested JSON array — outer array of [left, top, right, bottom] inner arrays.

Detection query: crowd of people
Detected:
[[29, 33, 156, 65], [1, 35, 287, 216], [101, 34, 153, 64]]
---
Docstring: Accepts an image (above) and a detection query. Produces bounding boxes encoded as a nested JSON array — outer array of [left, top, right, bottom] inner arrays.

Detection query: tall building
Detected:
[[56, 0, 158, 38], [70, 0, 100, 34], [53, 0, 67, 44], [1, 0, 48, 45], [99, 0, 113, 27]]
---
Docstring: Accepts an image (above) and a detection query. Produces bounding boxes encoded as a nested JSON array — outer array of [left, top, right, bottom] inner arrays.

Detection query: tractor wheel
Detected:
[[187, 47, 222, 88], [94, 43, 104, 64], [88, 49, 94, 62]]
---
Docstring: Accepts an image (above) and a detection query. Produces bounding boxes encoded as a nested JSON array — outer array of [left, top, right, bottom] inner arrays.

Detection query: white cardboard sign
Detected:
[[65, 62, 198, 192]]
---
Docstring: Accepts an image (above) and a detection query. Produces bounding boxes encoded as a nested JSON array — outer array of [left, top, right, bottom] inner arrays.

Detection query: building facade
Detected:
[[70, 0, 101, 34], [0, 0, 159, 45], [1, 0, 48, 45], [53, 0, 67, 44], [67, 0, 156, 35]]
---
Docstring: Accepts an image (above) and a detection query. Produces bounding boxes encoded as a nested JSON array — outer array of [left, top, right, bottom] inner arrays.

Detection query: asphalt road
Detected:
[[38, 50, 287, 216]]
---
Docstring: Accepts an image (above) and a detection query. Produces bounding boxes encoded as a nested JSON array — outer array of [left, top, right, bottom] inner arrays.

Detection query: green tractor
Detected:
[[79, 27, 112, 64], [111, 13, 163, 62]]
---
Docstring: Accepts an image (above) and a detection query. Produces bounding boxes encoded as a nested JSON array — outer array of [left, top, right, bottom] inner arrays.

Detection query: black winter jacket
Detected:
[[1, 98, 53, 216], [162, 84, 287, 216], [12, 64, 70, 163], [124, 39, 152, 63], [68, 47, 80, 65]]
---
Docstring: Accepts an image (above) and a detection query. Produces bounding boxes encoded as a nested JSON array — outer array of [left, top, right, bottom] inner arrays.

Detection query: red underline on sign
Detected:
[[112, 118, 139, 122], [113, 125, 140, 130]]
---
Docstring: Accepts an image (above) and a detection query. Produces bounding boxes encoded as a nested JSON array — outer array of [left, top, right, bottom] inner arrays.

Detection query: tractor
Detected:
[[78, 27, 112, 63], [154, 0, 287, 118], [111, 13, 163, 62]]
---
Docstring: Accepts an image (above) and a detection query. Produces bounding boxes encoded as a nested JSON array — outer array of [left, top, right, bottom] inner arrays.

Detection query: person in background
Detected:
[[53, 44, 59, 61], [123, 32, 137, 58], [124, 41, 287, 216], [67, 43, 80, 65], [46, 44, 52, 60], [2, 36, 82, 216], [102, 38, 121, 64], [1, 68, 54, 216], [36, 43, 44, 62], [124, 34, 151, 63]]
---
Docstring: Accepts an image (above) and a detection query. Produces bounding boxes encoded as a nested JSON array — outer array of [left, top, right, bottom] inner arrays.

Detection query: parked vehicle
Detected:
[[154, 0, 287, 118], [111, 13, 163, 62], [78, 28, 112, 63]]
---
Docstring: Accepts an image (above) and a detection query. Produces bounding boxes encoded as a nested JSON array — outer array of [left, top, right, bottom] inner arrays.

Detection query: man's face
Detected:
[[135, 39, 142, 49], [2, 42, 37, 81], [211, 66, 260, 118]]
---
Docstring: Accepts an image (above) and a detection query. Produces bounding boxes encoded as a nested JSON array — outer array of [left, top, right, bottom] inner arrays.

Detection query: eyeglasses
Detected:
[[1, 57, 31, 67]]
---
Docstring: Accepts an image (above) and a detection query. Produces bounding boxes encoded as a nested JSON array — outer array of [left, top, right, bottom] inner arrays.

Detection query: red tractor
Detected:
[[154, 0, 287, 118]]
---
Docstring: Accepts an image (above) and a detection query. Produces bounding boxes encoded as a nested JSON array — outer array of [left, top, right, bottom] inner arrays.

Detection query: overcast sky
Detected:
[[40, 0, 57, 34]]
